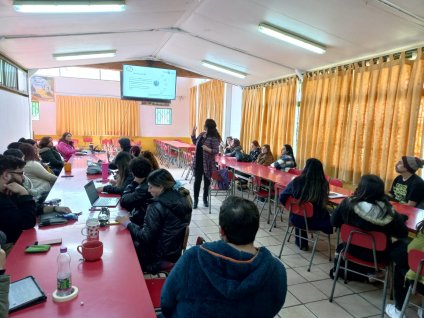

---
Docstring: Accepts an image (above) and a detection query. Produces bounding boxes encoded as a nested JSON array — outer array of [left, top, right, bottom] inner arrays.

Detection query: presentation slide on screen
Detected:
[[122, 65, 176, 100]]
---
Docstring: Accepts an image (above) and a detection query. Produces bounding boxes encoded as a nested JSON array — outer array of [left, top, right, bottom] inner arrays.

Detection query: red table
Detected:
[[158, 140, 195, 167], [216, 156, 423, 232], [8, 154, 156, 318]]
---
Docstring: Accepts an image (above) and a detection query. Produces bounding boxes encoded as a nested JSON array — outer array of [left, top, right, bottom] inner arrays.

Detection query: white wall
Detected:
[[32, 76, 196, 137], [0, 89, 31, 152], [229, 85, 242, 138]]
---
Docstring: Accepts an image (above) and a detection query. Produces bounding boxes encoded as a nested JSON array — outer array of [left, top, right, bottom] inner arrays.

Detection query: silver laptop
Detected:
[[84, 180, 120, 207]]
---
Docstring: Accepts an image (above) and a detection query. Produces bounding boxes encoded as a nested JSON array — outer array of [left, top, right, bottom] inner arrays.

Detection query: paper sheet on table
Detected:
[[329, 192, 347, 199]]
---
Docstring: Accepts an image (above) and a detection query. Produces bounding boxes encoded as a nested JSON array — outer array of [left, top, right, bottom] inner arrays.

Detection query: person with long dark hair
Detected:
[[271, 144, 296, 170], [279, 158, 332, 250], [116, 169, 192, 273], [140, 150, 160, 170], [38, 136, 64, 175], [256, 144, 274, 166], [331, 174, 408, 281], [191, 119, 221, 209], [97, 152, 133, 195], [56, 132, 76, 162]]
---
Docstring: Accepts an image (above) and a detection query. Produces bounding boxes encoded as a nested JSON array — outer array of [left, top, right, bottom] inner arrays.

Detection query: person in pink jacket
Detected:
[[56, 132, 76, 162]]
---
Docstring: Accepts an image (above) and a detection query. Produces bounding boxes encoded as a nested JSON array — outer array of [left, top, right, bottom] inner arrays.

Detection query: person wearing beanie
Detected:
[[389, 156, 424, 207]]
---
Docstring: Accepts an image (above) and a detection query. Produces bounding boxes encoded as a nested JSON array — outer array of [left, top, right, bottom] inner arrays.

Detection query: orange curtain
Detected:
[[189, 86, 197, 134], [298, 48, 424, 188], [56, 95, 140, 136], [263, 78, 297, 156], [298, 67, 353, 177], [197, 80, 224, 133], [240, 86, 265, 151]]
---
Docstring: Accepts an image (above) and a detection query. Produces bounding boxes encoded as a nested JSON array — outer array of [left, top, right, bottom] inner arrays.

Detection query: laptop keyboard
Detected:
[[96, 197, 118, 206]]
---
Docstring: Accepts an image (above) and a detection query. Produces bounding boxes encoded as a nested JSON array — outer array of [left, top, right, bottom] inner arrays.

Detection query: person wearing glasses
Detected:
[[0, 155, 36, 244]]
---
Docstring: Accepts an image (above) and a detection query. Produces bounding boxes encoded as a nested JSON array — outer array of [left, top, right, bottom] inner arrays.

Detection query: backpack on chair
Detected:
[[217, 169, 230, 190]]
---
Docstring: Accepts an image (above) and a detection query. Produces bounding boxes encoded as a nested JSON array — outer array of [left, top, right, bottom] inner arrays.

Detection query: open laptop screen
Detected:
[[84, 181, 99, 205]]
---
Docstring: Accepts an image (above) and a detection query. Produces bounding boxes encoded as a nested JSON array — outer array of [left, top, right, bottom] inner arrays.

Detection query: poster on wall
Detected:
[[31, 76, 54, 102]]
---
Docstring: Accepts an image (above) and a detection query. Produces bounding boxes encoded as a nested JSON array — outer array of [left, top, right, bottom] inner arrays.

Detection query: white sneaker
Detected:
[[385, 304, 401, 318]]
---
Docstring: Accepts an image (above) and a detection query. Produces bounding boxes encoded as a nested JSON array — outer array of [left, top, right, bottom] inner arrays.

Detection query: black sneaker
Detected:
[[193, 201, 198, 209], [203, 201, 209, 207]]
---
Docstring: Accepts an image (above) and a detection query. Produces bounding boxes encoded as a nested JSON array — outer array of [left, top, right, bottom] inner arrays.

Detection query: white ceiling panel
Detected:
[[0, 0, 423, 86]]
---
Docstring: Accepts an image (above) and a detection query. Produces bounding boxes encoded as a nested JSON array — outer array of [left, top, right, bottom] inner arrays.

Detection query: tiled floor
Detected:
[[165, 165, 421, 318]]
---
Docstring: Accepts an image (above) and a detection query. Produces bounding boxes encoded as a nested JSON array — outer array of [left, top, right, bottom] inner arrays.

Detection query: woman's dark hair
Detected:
[[351, 174, 394, 218], [204, 119, 222, 142], [39, 136, 52, 149], [252, 140, 260, 148], [21, 139, 37, 146], [297, 158, 328, 208], [284, 144, 296, 168], [18, 143, 40, 162], [233, 138, 241, 147], [129, 157, 152, 178], [114, 152, 132, 186], [59, 132, 73, 146], [18, 137, 26, 142], [262, 144, 273, 156], [3, 149, 24, 159], [147, 168, 176, 190], [130, 145, 141, 157], [7, 142, 22, 150], [140, 150, 160, 170]]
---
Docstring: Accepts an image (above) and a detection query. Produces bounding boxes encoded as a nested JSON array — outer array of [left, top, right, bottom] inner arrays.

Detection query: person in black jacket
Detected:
[[38, 136, 64, 176], [108, 137, 132, 169], [116, 169, 192, 274], [0, 155, 37, 244], [97, 152, 133, 195], [120, 157, 153, 226], [331, 174, 408, 264]]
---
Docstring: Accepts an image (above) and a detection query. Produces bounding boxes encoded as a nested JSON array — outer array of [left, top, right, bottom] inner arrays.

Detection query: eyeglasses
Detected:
[[8, 171, 25, 176]]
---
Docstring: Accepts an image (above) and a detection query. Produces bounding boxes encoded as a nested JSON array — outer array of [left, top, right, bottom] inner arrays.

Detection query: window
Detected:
[[155, 108, 172, 125], [0, 56, 28, 95], [31, 101, 40, 120]]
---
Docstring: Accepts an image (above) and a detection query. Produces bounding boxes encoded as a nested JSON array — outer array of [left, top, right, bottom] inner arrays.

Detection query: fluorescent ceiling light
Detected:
[[13, 1, 126, 13], [53, 50, 116, 61], [201, 60, 247, 79], [258, 23, 326, 54]]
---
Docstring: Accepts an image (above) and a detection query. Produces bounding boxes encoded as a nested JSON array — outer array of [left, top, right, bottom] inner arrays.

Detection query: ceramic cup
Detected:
[[81, 218, 100, 241], [77, 240, 103, 261]]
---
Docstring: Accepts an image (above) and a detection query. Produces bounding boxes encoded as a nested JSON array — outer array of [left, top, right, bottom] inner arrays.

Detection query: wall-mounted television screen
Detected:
[[121, 65, 177, 102]]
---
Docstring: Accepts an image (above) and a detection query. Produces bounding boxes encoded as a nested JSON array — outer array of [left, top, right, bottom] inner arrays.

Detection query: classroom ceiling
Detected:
[[0, 0, 423, 86]]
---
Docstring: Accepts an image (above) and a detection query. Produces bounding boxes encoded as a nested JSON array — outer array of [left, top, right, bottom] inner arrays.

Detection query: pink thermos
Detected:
[[101, 162, 108, 182]]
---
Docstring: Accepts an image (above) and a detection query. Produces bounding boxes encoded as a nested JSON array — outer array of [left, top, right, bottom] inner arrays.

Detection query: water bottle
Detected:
[[57, 246, 72, 297], [101, 162, 109, 182]]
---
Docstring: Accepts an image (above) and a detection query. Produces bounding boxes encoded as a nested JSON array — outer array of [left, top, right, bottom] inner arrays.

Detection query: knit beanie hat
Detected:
[[402, 156, 424, 174], [118, 138, 131, 151]]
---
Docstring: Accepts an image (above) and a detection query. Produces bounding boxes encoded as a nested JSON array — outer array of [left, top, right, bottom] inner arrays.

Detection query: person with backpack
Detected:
[[191, 119, 221, 209]]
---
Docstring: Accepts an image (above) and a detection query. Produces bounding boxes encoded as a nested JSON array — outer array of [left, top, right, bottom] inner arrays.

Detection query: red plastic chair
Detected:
[[288, 168, 302, 175], [209, 169, 234, 214], [268, 183, 286, 231], [278, 196, 332, 272], [329, 224, 390, 316], [252, 176, 274, 216], [145, 278, 166, 313], [399, 249, 424, 317], [329, 178, 343, 187], [83, 137, 93, 148]]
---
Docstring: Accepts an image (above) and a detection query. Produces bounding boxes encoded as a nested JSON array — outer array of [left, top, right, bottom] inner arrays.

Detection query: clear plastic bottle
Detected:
[[57, 246, 72, 297]]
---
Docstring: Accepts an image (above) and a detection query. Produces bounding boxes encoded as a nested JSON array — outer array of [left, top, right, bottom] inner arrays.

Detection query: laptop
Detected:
[[84, 180, 120, 207]]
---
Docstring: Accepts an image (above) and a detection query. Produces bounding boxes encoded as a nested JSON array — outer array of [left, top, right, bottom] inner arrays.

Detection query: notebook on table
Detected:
[[84, 180, 120, 207], [9, 276, 47, 313]]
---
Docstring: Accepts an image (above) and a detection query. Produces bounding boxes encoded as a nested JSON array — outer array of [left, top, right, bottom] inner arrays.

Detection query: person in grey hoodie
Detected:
[[160, 196, 287, 318]]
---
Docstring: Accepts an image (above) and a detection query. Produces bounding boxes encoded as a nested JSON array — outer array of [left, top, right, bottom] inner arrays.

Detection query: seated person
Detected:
[[120, 157, 153, 226], [109, 137, 132, 169], [385, 219, 424, 318], [0, 247, 9, 316], [18, 143, 57, 202], [222, 136, 233, 154], [56, 132, 76, 162], [38, 136, 64, 176], [331, 175, 408, 279], [130, 145, 141, 157], [223, 138, 242, 157], [248, 140, 261, 161], [140, 150, 160, 170], [280, 158, 333, 250], [389, 156, 424, 207], [160, 196, 287, 318], [270, 144, 296, 170], [256, 144, 274, 166], [116, 169, 192, 274], [0, 155, 37, 244], [97, 152, 133, 195]]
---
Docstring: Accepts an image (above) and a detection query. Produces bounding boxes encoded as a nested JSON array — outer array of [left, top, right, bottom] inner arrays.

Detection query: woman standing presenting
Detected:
[[191, 119, 221, 209]]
